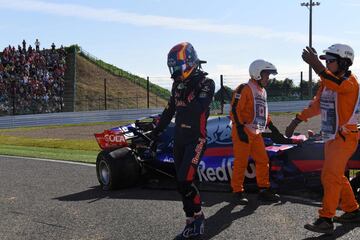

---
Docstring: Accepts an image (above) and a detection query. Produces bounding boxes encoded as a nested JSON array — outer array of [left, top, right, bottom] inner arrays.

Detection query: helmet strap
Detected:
[[337, 59, 350, 72], [331, 59, 346, 76]]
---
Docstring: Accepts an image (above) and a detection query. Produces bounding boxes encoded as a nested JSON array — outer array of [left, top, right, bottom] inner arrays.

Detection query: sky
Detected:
[[1, 0, 360, 91]]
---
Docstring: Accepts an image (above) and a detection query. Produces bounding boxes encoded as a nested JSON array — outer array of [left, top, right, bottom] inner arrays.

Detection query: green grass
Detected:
[[0, 121, 132, 163], [0, 135, 98, 151], [0, 145, 97, 163], [78, 50, 171, 100], [0, 121, 123, 133], [270, 112, 296, 116]]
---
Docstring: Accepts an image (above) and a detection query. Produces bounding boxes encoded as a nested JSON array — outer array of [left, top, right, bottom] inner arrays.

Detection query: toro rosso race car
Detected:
[[94, 115, 360, 198]]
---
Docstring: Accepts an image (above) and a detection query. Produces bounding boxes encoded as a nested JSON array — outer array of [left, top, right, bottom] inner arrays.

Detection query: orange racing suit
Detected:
[[230, 79, 271, 193], [296, 70, 360, 218]]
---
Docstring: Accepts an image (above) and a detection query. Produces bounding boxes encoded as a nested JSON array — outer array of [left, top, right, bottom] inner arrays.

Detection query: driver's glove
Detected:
[[285, 117, 302, 138], [237, 124, 249, 143]]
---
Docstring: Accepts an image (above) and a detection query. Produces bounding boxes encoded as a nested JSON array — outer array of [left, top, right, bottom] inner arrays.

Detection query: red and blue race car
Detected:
[[94, 115, 360, 199]]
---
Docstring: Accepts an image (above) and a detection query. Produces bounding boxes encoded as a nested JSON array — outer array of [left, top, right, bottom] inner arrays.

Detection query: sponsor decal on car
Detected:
[[197, 158, 256, 182], [111, 124, 136, 138], [95, 130, 128, 149]]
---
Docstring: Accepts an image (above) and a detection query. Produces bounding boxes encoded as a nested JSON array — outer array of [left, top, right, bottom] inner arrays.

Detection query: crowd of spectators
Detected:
[[0, 39, 67, 115]]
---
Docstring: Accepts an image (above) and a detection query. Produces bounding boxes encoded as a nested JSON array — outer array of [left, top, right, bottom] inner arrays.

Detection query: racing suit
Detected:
[[296, 70, 360, 218], [230, 79, 271, 193], [153, 70, 215, 217]]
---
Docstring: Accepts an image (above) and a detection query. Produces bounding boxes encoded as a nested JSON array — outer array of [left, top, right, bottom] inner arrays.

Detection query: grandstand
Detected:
[[0, 42, 169, 116]]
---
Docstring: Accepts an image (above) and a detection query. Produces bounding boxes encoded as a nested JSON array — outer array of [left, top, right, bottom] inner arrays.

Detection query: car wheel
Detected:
[[350, 174, 360, 202], [96, 150, 140, 190]]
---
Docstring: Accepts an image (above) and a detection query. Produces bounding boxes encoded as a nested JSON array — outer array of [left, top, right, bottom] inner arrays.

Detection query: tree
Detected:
[[282, 78, 294, 96], [214, 85, 233, 103]]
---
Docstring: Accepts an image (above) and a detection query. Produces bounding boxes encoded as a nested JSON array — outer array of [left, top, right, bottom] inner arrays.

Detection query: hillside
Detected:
[[75, 54, 168, 111]]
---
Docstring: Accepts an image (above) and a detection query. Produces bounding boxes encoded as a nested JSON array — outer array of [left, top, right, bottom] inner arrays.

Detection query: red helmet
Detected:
[[167, 42, 202, 81]]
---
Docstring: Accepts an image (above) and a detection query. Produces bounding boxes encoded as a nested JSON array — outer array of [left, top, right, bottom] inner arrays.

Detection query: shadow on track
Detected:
[[302, 223, 360, 240], [203, 194, 323, 239], [55, 186, 334, 239], [54, 184, 322, 207], [204, 194, 260, 239], [54, 185, 237, 207]]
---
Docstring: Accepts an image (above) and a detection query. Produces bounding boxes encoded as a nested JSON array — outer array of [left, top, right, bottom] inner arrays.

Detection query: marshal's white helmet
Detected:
[[249, 59, 278, 80], [320, 44, 354, 65]]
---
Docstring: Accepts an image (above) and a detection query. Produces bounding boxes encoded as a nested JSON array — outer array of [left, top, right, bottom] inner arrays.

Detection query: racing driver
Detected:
[[285, 44, 360, 234], [151, 42, 215, 239], [230, 59, 281, 204]]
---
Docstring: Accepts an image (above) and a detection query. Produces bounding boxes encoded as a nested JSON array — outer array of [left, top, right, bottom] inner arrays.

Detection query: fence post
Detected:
[[147, 76, 150, 108], [104, 78, 107, 110], [11, 80, 16, 115], [220, 74, 224, 115], [117, 92, 120, 109], [136, 93, 139, 109], [300, 71, 303, 100]]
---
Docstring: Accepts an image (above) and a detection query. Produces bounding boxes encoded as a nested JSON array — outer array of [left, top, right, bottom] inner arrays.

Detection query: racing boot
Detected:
[[333, 209, 360, 223], [175, 213, 205, 239], [175, 218, 195, 240], [192, 212, 205, 237], [304, 217, 334, 235], [258, 188, 280, 202], [233, 191, 249, 205]]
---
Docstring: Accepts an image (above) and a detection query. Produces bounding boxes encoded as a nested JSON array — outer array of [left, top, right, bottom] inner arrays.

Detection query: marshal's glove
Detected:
[[237, 124, 249, 143], [285, 117, 302, 138], [268, 121, 281, 136], [302, 46, 325, 74]]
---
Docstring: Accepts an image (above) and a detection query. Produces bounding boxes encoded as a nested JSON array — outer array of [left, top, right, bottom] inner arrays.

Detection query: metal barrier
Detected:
[[223, 100, 310, 114], [0, 108, 163, 129], [0, 100, 310, 129]]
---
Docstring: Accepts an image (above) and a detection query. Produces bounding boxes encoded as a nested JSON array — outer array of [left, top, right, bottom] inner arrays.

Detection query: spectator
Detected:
[[22, 39, 26, 52], [0, 40, 67, 115], [35, 39, 40, 52]]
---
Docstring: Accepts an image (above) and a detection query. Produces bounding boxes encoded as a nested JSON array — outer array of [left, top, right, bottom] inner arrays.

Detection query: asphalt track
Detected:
[[1, 156, 360, 240]]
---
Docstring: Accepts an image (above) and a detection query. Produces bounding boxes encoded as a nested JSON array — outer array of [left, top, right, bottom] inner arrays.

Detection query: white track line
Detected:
[[0, 154, 95, 167]]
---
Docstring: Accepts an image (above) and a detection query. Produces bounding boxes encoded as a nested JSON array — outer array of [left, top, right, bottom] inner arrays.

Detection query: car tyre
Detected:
[[350, 174, 360, 202], [96, 150, 140, 190]]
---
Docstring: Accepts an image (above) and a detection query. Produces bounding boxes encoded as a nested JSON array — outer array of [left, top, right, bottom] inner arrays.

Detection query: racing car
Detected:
[[94, 115, 360, 198]]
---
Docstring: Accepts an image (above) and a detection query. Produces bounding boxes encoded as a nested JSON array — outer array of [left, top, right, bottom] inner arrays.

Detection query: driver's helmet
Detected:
[[167, 42, 201, 81], [320, 43, 354, 69], [249, 59, 278, 80]]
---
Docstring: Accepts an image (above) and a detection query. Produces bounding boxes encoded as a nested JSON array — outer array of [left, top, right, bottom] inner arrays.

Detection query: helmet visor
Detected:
[[319, 53, 338, 61], [169, 64, 186, 78], [262, 69, 278, 76]]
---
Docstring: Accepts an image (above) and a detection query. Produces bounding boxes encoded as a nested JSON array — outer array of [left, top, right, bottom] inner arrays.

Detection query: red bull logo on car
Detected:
[[197, 158, 256, 182]]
